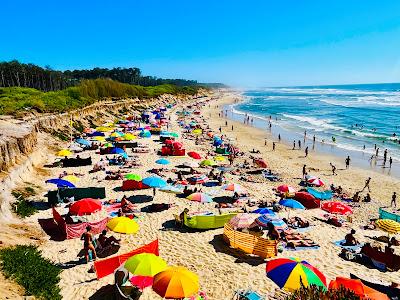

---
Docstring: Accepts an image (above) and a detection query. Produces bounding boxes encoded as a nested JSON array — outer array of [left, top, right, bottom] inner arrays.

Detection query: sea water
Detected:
[[227, 83, 400, 177]]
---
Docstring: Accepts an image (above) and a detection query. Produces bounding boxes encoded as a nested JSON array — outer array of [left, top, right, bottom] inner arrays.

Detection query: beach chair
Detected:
[[233, 289, 263, 300]]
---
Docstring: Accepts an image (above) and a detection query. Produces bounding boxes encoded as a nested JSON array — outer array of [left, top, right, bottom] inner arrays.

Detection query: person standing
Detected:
[[293, 140, 296, 150], [219, 126, 222, 133], [313, 135, 316, 143], [345, 156, 351, 169], [302, 164, 307, 179], [278, 134, 281, 142], [305, 146, 309, 157], [81, 226, 97, 263], [272, 142, 276, 151], [391, 192, 397, 208], [362, 177, 372, 192], [298, 140, 301, 149], [231, 125, 234, 131], [265, 139, 267, 146], [330, 163, 337, 175], [389, 157, 393, 168]]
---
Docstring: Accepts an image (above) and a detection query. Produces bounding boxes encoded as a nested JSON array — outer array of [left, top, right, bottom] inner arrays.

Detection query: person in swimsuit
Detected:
[[81, 226, 97, 263]]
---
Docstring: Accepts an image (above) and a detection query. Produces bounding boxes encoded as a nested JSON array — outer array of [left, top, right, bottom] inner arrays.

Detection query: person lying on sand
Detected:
[[286, 240, 319, 249], [121, 195, 137, 213]]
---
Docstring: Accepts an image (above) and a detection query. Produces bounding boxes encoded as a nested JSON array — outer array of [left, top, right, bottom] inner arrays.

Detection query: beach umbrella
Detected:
[[75, 138, 91, 146], [253, 215, 288, 231], [94, 136, 106, 142], [217, 166, 234, 172], [125, 253, 167, 277], [107, 217, 139, 234], [277, 185, 296, 194], [124, 173, 142, 181], [142, 176, 167, 188], [229, 213, 259, 229], [152, 266, 199, 299], [123, 133, 136, 140], [279, 199, 305, 209], [329, 277, 389, 300], [188, 174, 209, 185], [130, 276, 154, 290], [89, 131, 105, 137], [321, 201, 353, 215], [192, 129, 202, 135], [160, 185, 183, 194], [266, 257, 327, 292], [182, 161, 199, 168], [169, 132, 179, 138], [139, 130, 151, 138], [187, 193, 213, 203], [307, 177, 325, 187], [375, 219, 400, 234], [214, 155, 226, 162], [103, 142, 114, 148], [188, 151, 201, 160], [200, 159, 216, 167], [45, 178, 75, 188], [222, 183, 245, 193], [56, 149, 72, 157], [111, 132, 124, 138], [69, 198, 102, 216], [251, 208, 275, 215], [83, 128, 93, 134], [62, 175, 80, 183], [254, 158, 268, 168], [155, 158, 170, 165], [68, 144, 83, 152], [109, 147, 125, 154], [96, 126, 113, 132]]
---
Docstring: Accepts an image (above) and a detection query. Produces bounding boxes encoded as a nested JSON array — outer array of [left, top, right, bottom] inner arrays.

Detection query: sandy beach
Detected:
[[2, 90, 400, 300]]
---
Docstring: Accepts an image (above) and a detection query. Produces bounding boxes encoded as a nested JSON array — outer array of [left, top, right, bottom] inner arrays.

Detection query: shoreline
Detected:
[[220, 91, 400, 178]]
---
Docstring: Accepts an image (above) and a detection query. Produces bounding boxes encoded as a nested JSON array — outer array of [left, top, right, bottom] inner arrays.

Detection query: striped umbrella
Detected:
[[222, 183, 246, 193], [266, 257, 327, 292], [376, 219, 400, 234], [253, 214, 288, 231], [188, 174, 209, 185], [229, 213, 259, 229], [187, 193, 213, 203], [277, 185, 296, 194], [307, 177, 325, 187]]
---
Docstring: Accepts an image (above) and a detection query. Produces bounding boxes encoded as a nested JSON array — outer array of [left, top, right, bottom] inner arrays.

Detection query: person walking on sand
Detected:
[[293, 140, 296, 150], [305, 146, 309, 157], [278, 134, 281, 141], [219, 126, 222, 133], [330, 163, 337, 176], [313, 135, 316, 144], [362, 177, 371, 192], [389, 157, 393, 168], [272, 142, 276, 151], [298, 140, 301, 149], [225, 120, 228, 126], [264, 140, 267, 146], [81, 226, 97, 263], [231, 125, 233, 131], [345, 156, 351, 169], [391, 192, 397, 208], [302, 164, 307, 179]]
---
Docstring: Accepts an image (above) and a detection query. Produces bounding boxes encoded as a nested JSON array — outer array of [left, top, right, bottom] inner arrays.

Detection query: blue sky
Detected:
[[2, 0, 400, 87]]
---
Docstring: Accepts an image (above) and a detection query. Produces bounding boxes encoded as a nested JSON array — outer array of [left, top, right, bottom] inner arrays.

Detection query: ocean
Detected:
[[227, 83, 400, 176]]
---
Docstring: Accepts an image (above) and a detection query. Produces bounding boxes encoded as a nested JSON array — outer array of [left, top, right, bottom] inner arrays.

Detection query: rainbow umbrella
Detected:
[[124, 173, 142, 181], [124, 253, 167, 277], [107, 217, 139, 234], [266, 257, 327, 292], [187, 192, 213, 203], [152, 266, 199, 299]]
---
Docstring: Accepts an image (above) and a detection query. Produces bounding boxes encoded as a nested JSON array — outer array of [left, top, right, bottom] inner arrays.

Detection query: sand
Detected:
[[2, 90, 400, 300]]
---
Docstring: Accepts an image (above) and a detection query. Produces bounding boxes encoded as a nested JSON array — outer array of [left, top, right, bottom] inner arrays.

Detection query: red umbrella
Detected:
[[254, 158, 268, 168], [321, 201, 352, 215], [69, 198, 102, 216], [329, 277, 389, 300], [277, 185, 296, 194], [294, 192, 320, 209], [172, 141, 183, 149], [188, 151, 201, 159], [308, 177, 325, 187], [129, 275, 153, 290]]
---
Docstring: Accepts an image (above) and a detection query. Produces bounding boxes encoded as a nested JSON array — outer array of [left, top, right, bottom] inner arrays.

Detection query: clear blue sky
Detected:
[[2, 0, 400, 87]]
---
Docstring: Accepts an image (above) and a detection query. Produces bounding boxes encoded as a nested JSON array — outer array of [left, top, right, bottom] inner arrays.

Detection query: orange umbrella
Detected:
[[329, 277, 389, 300], [152, 266, 199, 299]]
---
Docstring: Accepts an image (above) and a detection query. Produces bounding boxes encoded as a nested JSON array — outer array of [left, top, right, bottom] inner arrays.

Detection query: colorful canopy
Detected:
[[321, 201, 353, 215], [307, 177, 325, 187], [124, 173, 142, 181], [188, 151, 201, 160], [192, 129, 202, 135], [253, 215, 288, 231], [214, 155, 225, 162], [277, 185, 296, 194], [69, 198, 102, 216], [266, 257, 327, 292], [229, 213, 259, 229], [56, 149, 72, 157], [329, 277, 389, 300], [123, 133, 136, 140], [279, 199, 305, 209], [107, 217, 139, 234], [124, 253, 167, 277], [45, 178, 75, 188], [200, 159, 216, 167], [223, 183, 245, 193], [375, 219, 400, 234], [188, 174, 209, 185], [187, 193, 213, 203], [156, 158, 170, 165], [142, 176, 167, 188], [152, 266, 199, 299]]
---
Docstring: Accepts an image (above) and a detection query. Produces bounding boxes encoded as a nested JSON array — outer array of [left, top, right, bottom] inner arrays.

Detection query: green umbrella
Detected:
[[124, 173, 142, 181]]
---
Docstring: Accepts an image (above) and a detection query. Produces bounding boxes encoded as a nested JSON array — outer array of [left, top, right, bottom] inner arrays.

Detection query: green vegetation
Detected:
[[0, 245, 62, 300], [0, 78, 204, 115], [285, 284, 360, 300], [11, 187, 38, 218]]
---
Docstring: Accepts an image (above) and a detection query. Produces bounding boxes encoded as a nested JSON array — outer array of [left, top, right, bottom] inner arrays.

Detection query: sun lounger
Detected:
[[223, 223, 278, 259], [233, 289, 263, 300]]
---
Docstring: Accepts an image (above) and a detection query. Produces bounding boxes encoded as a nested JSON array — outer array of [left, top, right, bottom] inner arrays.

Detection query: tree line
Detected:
[[0, 60, 201, 92]]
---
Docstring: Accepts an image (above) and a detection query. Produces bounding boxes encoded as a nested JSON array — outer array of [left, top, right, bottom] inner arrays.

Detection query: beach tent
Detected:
[[266, 257, 327, 292]]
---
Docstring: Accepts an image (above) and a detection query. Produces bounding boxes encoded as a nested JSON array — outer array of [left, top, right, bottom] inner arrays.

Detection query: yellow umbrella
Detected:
[[110, 132, 123, 137], [63, 175, 79, 183], [124, 253, 167, 277], [214, 156, 225, 162], [96, 126, 113, 132], [123, 133, 136, 141], [200, 159, 216, 167], [376, 219, 400, 234], [56, 149, 72, 157], [107, 217, 139, 234], [152, 266, 199, 299], [93, 136, 106, 142], [192, 129, 202, 135]]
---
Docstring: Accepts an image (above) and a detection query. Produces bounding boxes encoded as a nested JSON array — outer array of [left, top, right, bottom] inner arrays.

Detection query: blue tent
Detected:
[[45, 178, 75, 188]]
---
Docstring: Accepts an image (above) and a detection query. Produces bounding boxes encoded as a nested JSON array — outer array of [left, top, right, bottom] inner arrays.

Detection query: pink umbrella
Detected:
[[277, 185, 296, 194], [307, 177, 325, 187], [229, 213, 259, 229], [129, 275, 153, 290]]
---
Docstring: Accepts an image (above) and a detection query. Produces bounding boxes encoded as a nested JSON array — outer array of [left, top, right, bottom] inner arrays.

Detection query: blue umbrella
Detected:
[[75, 138, 91, 146], [109, 147, 125, 154], [88, 131, 105, 137], [254, 215, 288, 231], [142, 176, 167, 188], [45, 178, 76, 188], [251, 208, 276, 215], [279, 199, 305, 209], [139, 130, 151, 138], [155, 158, 170, 165]]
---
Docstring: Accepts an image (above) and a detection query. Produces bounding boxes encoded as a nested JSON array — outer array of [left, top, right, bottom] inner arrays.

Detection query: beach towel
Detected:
[[284, 245, 320, 251], [333, 239, 363, 251]]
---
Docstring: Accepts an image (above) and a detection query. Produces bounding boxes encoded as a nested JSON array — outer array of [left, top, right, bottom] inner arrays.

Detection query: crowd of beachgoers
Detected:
[[15, 90, 400, 300]]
